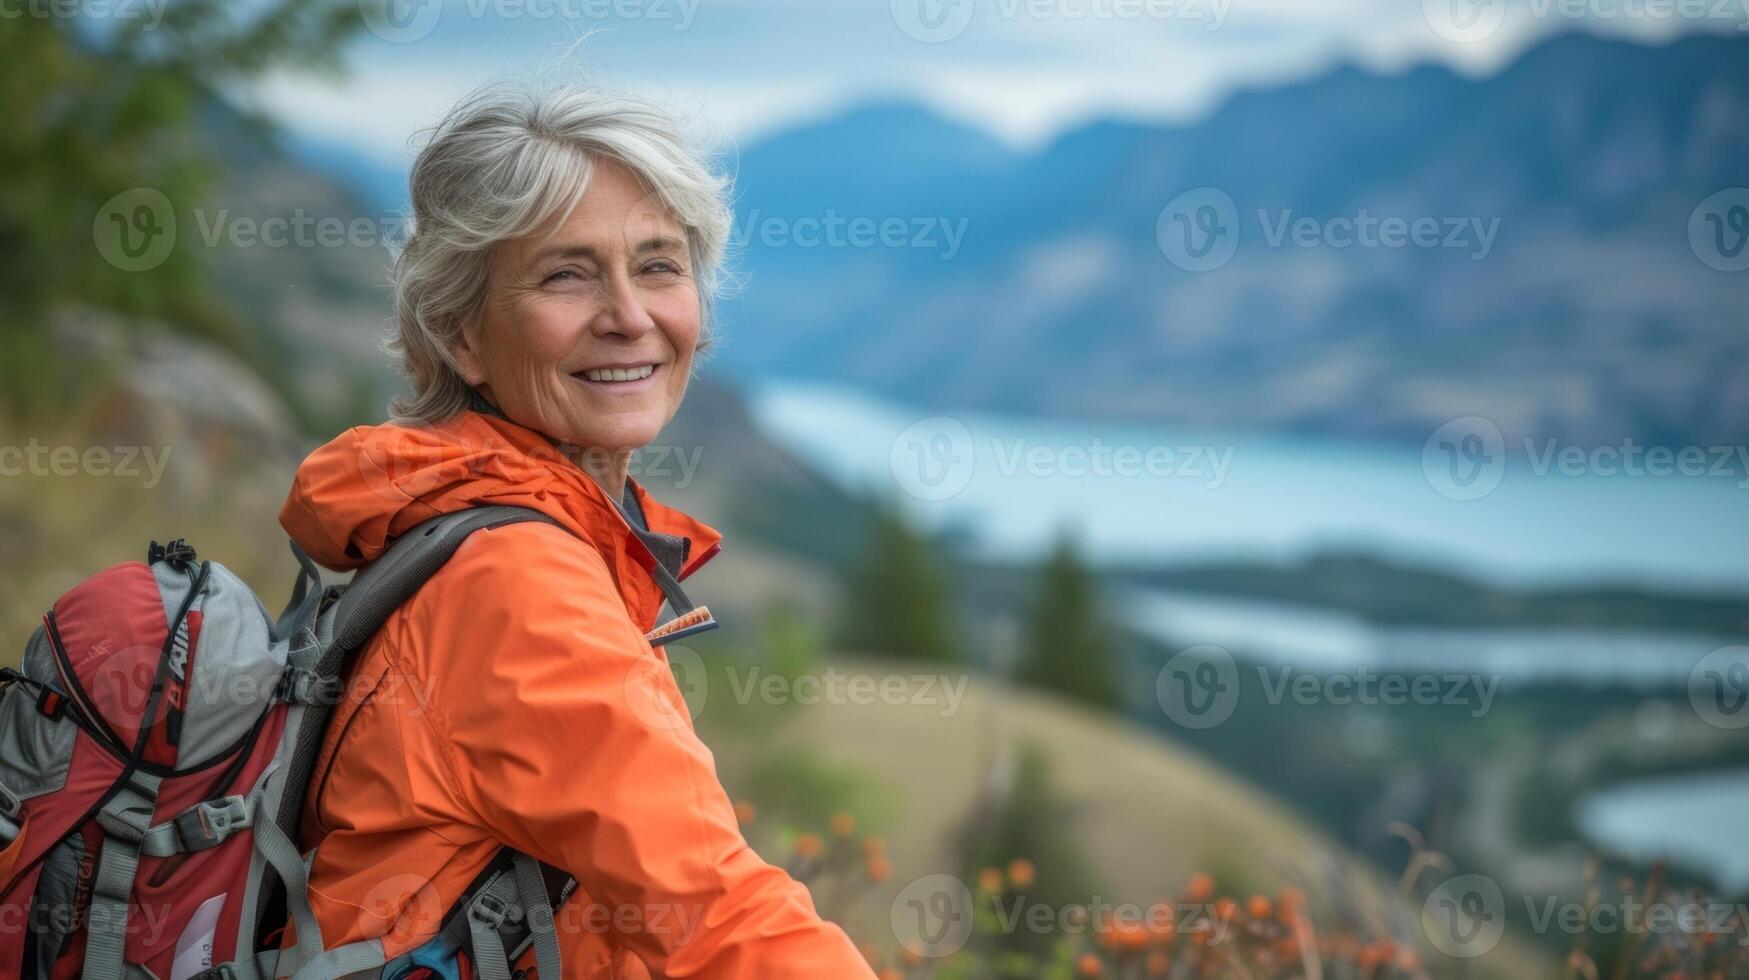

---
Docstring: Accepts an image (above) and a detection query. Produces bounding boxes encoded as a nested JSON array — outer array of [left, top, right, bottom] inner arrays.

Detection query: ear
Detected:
[[450, 318, 488, 386]]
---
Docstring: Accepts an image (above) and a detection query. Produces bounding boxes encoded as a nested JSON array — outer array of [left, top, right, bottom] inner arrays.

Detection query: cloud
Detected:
[[246, 0, 1734, 164]]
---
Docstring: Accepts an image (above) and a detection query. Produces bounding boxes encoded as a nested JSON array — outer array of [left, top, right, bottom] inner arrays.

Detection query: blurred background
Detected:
[[3, 1, 1748, 976]]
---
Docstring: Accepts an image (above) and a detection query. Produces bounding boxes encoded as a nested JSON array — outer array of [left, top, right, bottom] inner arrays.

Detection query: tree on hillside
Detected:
[[956, 740, 1098, 959], [837, 499, 959, 663], [0, 1, 366, 411], [1017, 530, 1122, 711]]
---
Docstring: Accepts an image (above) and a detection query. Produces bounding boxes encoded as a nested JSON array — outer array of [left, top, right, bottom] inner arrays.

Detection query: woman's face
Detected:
[[458, 159, 699, 457]]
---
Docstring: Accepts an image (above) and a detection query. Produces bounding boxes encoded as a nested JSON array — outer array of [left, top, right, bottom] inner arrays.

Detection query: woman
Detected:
[[277, 83, 875, 979]]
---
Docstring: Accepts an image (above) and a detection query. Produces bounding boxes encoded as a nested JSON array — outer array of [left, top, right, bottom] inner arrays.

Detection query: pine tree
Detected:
[[1017, 531, 1121, 711], [837, 499, 959, 663], [957, 741, 1098, 958], [0, 2, 368, 412]]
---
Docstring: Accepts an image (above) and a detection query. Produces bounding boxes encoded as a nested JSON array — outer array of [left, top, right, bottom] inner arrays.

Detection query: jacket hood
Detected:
[[280, 410, 722, 584]]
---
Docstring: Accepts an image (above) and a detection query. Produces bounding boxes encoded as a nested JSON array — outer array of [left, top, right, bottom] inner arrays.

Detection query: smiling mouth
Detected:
[[574, 364, 657, 383]]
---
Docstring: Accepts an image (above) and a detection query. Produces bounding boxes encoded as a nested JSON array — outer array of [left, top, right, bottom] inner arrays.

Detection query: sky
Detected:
[[249, 0, 1746, 166]]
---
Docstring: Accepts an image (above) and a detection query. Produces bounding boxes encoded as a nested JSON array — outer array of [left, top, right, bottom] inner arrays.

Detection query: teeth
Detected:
[[581, 364, 655, 383]]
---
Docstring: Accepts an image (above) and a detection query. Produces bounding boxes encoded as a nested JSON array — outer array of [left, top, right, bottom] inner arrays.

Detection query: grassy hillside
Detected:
[[704, 653, 1559, 978]]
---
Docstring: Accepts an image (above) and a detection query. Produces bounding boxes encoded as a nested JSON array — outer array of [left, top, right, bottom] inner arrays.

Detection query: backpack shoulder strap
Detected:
[[318, 505, 563, 667], [262, 506, 568, 980]]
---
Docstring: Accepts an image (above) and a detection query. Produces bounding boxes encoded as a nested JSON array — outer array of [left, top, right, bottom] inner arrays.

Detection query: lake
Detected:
[[749, 381, 1749, 592], [1577, 770, 1749, 893]]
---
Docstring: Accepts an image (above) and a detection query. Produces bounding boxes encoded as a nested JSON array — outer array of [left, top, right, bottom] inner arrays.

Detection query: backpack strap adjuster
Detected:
[[276, 666, 342, 705], [96, 776, 159, 844], [469, 888, 523, 931]]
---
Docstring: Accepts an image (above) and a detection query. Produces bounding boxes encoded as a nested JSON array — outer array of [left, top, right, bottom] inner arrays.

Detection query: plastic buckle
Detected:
[[191, 965, 237, 980], [469, 890, 522, 931], [34, 685, 65, 720], [176, 796, 252, 852]]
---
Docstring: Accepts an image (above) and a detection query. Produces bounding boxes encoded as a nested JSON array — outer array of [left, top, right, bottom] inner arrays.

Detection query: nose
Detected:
[[589, 269, 657, 340]]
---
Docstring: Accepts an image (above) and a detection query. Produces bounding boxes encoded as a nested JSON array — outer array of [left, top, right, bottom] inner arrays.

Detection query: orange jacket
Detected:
[[278, 409, 873, 979]]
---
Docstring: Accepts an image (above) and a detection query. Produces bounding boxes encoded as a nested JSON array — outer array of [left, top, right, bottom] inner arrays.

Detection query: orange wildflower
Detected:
[[1185, 872, 1215, 903]]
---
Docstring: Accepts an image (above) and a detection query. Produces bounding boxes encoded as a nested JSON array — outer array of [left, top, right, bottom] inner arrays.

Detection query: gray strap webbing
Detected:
[[287, 938, 386, 980], [139, 794, 254, 857], [272, 507, 563, 873], [463, 871, 525, 980], [322, 507, 563, 669], [252, 809, 326, 976], [512, 852, 563, 980], [197, 948, 277, 980], [276, 539, 325, 642], [266, 510, 571, 980], [83, 773, 163, 980]]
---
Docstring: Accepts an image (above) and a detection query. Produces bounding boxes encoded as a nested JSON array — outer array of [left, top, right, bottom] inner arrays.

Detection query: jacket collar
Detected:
[[454, 409, 723, 631], [460, 385, 723, 580]]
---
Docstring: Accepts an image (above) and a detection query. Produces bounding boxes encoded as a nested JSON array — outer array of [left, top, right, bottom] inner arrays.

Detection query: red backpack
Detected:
[[0, 507, 572, 980]]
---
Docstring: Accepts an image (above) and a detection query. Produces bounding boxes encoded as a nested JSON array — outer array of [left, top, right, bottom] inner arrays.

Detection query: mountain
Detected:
[[713, 32, 1749, 448]]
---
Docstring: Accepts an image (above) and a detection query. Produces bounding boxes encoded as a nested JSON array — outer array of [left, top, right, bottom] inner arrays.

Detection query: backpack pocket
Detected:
[[0, 630, 79, 809]]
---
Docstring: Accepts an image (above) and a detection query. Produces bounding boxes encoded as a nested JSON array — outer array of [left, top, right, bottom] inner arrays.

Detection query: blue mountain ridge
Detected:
[[303, 30, 1749, 447]]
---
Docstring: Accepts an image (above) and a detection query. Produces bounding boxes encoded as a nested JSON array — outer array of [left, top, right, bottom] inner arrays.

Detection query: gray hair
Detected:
[[385, 81, 734, 425]]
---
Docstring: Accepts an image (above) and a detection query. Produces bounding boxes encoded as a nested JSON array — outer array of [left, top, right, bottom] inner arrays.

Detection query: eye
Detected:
[[643, 258, 685, 276], [542, 269, 578, 285]]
